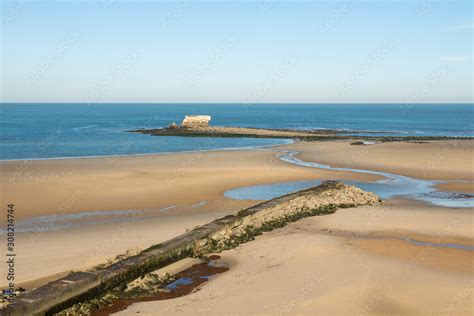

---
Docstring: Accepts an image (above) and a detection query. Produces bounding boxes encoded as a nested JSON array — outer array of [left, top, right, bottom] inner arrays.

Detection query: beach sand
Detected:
[[283, 140, 473, 192], [118, 201, 474, 316], [0, 148, 377, 288], [0, 140, 472, 309], [0, 149, 379, 221]]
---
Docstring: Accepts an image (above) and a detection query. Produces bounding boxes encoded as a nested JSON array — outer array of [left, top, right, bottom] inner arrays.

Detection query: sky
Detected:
[[1, 0, 472, 103]]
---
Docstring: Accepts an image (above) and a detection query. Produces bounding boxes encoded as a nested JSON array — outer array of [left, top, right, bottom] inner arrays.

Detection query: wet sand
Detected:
[[436, 181, 474, 193], [118, 201, 474, 315], [2, 213, 217, 289], [1, 139, 472, 302], [284, 140, 474, 192], [0, 149, 378, 221], [0, 148, 377, 288], [92, 256, 228, 316]]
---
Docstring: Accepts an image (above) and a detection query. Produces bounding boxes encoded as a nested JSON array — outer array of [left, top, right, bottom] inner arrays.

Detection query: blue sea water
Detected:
[[0, 103, 472, 160]]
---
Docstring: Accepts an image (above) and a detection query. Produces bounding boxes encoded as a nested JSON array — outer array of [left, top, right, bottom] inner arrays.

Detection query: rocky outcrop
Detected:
[[169, 122, 178, 129], [128, 125, 471, 142]]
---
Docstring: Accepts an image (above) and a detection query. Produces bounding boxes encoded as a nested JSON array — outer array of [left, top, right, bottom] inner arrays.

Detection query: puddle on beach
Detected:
[[91, 255, 228, 316], [0, 208, 159, 234], [400, 237, 474, 251], [0, 209, 148, 234], [0, 199, 203, 234], [191, 200, 208, 208], [1, 204, 178, 234], [159, 205, 177, 212], [225, 150, 474, 208]]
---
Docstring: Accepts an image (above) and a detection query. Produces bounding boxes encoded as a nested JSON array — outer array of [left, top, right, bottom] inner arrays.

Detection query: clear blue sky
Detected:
[[1, 0, 472, 103]]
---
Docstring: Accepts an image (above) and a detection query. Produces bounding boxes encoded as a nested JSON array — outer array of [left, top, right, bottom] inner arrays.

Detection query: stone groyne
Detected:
[[3, 181, 379, 316]]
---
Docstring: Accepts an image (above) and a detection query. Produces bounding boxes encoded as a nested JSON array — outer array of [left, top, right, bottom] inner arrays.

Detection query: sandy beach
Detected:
[[285, 140, 474, 191], [0, 146, 379, 288], [0, 148, 379, 221], [117, 201, 473, 316], [2, 140, 470, 222], [3, 2, 473, 314], [0, 140, 473, 313]]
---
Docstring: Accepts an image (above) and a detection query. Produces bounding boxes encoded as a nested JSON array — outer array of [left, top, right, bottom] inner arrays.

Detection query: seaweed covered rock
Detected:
[[195, 181, 380, 255]]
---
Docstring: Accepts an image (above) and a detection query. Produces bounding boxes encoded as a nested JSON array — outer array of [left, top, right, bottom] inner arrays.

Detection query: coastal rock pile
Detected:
[[195, 182, 380, 254]]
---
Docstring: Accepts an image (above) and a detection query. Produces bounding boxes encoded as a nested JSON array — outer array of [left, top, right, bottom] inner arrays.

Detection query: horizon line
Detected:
[[1, 102, 473, 105]]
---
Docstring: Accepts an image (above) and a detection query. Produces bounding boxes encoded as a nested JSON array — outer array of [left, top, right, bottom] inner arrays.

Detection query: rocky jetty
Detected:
[[194, 181, 379, 254], [2, 181, 379, 316]]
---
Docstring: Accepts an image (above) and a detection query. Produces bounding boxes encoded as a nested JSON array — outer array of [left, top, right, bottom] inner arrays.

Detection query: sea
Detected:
[[0, 103, 472, 160]]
